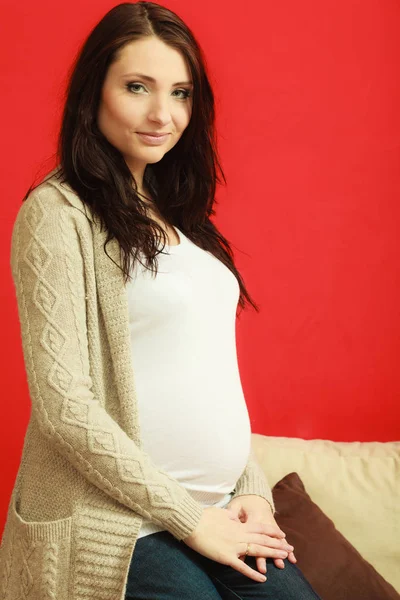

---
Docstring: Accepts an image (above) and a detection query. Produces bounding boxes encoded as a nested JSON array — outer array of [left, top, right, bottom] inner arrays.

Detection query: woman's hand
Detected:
[[182, 505, 292, 583], [225, 495, 297, 574]]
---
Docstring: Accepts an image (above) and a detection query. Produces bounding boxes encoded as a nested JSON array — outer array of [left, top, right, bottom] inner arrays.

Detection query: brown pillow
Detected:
[[272, 472, 400, 600]]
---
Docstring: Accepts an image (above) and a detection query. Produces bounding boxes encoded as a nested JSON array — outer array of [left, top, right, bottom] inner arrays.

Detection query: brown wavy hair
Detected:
[[23, 1, 259, 316]]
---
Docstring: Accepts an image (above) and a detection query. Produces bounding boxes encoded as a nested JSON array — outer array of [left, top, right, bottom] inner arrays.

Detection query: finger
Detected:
[[227, 512, 241, 522], [256, 556, 267, 574], [287, 551, 297, 563], [248, 533, 294, 553], [245, 521, 285, 539], [242, 543, 289, 560], [231, 558, 267, 583], [274, 558, 285, 569]]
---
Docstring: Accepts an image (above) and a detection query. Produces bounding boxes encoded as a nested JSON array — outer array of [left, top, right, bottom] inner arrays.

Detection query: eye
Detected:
[[126, 83, 146, 94], [173, 89, 192, 100], [125, 82, 192, 100]]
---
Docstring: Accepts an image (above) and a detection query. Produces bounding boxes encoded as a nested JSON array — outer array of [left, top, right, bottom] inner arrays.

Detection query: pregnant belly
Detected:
[[139, 396, 252, 492]]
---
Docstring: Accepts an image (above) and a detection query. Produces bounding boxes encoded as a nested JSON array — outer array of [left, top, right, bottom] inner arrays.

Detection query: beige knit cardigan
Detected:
[[0, 167, 275, 600]]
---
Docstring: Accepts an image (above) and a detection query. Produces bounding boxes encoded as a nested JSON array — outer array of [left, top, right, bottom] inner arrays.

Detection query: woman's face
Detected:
[[97, 36, 193, 174]]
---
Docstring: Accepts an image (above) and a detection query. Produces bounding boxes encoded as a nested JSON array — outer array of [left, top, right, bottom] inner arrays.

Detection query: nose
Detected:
[[147, 95, 173, 125]]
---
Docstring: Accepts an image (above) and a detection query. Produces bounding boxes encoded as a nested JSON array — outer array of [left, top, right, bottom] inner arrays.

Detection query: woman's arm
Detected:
[[10, 189, 204, 541], [231, 446, 275, 514]]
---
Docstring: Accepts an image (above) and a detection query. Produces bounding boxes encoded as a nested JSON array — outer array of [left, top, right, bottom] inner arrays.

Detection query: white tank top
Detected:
[[126, 227, 252, 539]]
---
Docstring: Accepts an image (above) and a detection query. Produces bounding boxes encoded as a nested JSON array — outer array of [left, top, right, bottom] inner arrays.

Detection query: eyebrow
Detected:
[[121, 72, 193, 86]]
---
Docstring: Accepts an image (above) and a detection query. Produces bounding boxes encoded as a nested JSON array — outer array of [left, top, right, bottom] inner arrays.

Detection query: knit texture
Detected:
[[0, 168, 275, 599]]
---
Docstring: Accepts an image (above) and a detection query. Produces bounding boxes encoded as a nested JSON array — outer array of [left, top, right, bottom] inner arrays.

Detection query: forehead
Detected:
[[110, 37, 191, 82]]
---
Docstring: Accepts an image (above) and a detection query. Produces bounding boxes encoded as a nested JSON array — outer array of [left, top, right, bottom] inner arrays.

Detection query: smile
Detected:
[[137, 133, 170, 145]]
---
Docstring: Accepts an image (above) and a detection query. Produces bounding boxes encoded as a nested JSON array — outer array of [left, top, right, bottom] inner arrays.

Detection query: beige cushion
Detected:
[[251, 434, 400, 593]]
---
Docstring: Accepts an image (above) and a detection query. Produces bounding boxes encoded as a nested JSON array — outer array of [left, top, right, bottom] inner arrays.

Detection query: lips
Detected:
[[138, 132, 170, 137], [137, 132, 170, 145]]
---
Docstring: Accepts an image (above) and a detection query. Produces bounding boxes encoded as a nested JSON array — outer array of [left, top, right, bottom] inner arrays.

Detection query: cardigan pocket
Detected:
[[1, 489, 73, 600]]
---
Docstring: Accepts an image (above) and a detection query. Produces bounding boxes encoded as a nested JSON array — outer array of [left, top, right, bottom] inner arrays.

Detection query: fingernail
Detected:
[[259, 575, 267, 582]]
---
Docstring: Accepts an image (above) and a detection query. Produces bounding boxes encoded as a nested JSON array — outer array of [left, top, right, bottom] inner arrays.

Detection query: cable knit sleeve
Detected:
[[231, 446, 276, 514], [10, 190, 204, 541]]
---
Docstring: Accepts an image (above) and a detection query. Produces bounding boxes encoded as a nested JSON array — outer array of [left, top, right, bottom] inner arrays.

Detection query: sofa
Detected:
[[251, 433, 400, 599]]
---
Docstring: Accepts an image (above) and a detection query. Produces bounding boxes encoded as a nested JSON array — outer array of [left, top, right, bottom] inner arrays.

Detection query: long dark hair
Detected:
[[23, 1, 259, 316]]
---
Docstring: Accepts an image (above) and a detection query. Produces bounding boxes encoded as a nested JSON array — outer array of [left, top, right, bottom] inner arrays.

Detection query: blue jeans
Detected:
[[125, 530, 322, 599]]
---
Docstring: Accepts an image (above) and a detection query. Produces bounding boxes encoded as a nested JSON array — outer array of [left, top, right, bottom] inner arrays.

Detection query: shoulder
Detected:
[[17, 166, 95, 228], [11, 169, 97, 265]]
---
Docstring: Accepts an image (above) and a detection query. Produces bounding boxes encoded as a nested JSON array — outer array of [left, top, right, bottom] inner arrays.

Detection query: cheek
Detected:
[[98, 100, 117, 137], [99, 102, 139, 145], [182, 105, 192, 130], [175, 107, 192, 133]]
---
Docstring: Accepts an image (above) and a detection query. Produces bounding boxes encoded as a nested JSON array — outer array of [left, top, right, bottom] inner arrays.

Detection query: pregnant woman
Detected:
[[1, 2, 321, 599]]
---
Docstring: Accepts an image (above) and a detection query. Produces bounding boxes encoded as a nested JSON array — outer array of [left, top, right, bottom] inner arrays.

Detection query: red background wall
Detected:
[[1, 0, 399, 535]]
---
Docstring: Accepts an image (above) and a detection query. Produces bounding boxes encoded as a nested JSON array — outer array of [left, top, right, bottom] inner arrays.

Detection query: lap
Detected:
[[198, 553, 322, 600], [125, 530, 322, 600], [125, 530, 223, 599]]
